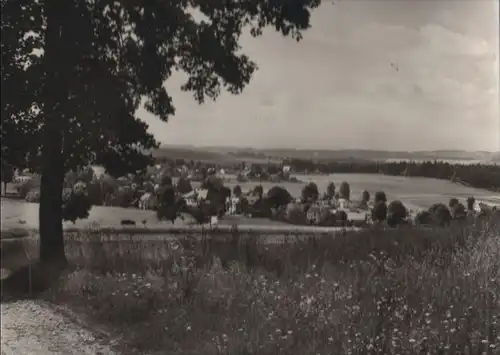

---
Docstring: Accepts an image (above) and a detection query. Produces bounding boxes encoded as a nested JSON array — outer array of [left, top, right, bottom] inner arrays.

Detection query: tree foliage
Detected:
[[361, 189, 370, 203], [428, 203, 452, 227], [301, 182, 319, 203], [466, 197, 475, 211], [2, 0, 321, 263], [451, 202, 467, 221], [176, 176, 192, 195], [339, 181, 350, 200], [266, 186, 293, 209], [62, 187, 92, 224], [374, 191, 387, 204], [233, 185, 242, 198], [371, 201, 387, 222], [387, 200, 407, 227], [326, 182, 335, 198]]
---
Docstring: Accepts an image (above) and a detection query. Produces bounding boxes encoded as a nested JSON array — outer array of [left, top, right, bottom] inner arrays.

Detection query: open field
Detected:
[[2, 174, 498, 232], [197, 173, 500, 210]]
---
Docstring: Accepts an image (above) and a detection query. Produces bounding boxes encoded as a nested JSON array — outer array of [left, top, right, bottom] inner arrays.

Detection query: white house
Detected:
[[337, 198, 349, 211]]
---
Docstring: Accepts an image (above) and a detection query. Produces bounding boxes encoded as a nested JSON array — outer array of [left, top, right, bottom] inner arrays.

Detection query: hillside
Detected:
[[154, 145, 499, 164]]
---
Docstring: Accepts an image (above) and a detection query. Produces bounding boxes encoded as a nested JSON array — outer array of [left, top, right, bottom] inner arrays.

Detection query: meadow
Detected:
[[2, 216, 498, 355]]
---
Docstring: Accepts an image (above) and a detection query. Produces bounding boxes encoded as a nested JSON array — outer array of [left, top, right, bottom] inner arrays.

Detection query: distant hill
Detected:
[[154, 145, 500, 165], [152, 145, 281, 164]]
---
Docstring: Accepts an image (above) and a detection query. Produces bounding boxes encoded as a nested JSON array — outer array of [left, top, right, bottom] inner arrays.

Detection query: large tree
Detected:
[[2, 0, 320, 266]]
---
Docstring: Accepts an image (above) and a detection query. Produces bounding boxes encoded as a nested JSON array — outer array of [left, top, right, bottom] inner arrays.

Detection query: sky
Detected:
[[137, 0, 500, 152]]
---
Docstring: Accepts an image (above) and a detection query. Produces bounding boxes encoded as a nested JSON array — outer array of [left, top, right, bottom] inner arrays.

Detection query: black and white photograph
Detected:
[[1, 0, 499, 354]]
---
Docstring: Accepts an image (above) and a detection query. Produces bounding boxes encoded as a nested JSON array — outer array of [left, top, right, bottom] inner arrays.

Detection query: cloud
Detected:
[[139, 0, 499, 151]]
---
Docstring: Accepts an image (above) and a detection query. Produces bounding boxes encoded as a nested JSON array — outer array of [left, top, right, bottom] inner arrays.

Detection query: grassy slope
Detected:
[[3, 217, 494, 355]]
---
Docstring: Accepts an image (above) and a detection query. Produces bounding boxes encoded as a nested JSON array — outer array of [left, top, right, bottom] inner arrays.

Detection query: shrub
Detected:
[[339, 181, 350, 200], [334, 210, 348, 226], [176, 177, 193, 194], [270, 206, 287, 222], [232, 185, 242, 198], [387, 200, 408, 227], [301, 182, 319, 203], [374, 191, 387, 204], [252, 185, 264, 197], [361, 189, 370, 203], [466, 196, 475, 211], [267, 186, 293, 209], [414, 211, 433, 225], [326, 182, 336, 198], [285, 203, 308, 225], [371, 201, 388, 222], [156, 185, 177, 221], [429, 203, 452, 227], [62, 188, 92, 224], [318, 207, 336, 226], [451, 202, 467, 220]]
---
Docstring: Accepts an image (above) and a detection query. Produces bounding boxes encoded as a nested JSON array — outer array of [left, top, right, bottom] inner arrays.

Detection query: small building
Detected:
[[337, 198, 349, 211], [306, 205, 322, 225]]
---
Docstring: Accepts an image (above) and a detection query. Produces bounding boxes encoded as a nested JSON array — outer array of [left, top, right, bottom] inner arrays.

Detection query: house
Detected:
[[183, 188, 208, 207], [306, 205, 322, 225], [226, 196, 242, 215], [337, 198, 350, 211]]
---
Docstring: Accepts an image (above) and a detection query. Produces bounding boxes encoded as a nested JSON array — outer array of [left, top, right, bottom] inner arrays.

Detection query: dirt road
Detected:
[[1, 300, 119, 355]]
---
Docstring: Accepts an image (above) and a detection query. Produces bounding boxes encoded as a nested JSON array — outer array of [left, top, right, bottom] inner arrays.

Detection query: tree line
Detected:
[[284, 159, 500, 191]]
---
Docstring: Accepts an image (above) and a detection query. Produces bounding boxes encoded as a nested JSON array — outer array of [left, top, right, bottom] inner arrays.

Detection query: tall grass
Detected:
[[40, 219, 500, 355]]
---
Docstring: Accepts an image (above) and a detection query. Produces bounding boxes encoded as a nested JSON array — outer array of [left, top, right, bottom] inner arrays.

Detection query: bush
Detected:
[[334, 210, 348, 226], [339, 181, 350, 200], [374, 191, 387, 204], [318, 207, 336, 226], [62, 188, 92, 224], [361, 189, 370, 203], [414, 211, 433, 226], [451, 203, 467, 220], [301, 182, 319, 203], [371, 201, 388, 222], [326, 182, 336, 198], [176, 177, 193, 195], [466, 196, 475, 211], [285, 203, 308, 225], [232, 185, 242, 197], [387, 200, 407, 227], [429, 203, 452, 227], [267, 186, 293, 209], [270, 206, 287, 222]]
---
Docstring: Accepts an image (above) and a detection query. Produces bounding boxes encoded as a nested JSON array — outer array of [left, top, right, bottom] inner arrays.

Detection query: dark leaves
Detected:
[[3, 0, 320, 176]]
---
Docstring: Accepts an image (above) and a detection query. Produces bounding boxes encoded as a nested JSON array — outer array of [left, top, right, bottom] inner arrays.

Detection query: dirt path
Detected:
[[1, 300, 119, 355]]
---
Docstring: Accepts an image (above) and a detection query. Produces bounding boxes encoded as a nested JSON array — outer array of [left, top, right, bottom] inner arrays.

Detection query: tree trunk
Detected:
[[38, 0, 68, 266]]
